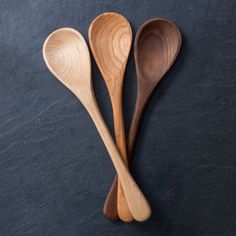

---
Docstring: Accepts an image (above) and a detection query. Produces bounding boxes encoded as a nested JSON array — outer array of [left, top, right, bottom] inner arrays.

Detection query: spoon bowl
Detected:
[[136, 19, 182, 90], [89, 12, 132, 91], [43, 28, 93, 106]]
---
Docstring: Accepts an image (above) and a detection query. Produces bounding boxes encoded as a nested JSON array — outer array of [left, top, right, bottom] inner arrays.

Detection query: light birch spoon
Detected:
[[42, 28, 151, 222], [89, 12, 133, 222], [103, 18, 182, 219]]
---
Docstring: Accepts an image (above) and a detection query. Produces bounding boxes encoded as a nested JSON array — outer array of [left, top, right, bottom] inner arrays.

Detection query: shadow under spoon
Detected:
[[103, 18, 182, 219], [42, 28, 151, 222]]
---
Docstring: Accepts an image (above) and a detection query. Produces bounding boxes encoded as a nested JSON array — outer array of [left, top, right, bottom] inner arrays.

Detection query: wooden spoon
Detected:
[[42, 28, 151, 222], [89, 12, 133, 222], [104, 18, 182, 218]]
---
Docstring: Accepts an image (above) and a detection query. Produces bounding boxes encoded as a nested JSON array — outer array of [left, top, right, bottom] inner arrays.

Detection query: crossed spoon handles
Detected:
[[81, 100, 151, 222]]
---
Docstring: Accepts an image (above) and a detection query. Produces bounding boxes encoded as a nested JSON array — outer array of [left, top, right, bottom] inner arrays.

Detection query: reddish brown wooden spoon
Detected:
[[103, 18, 182, 220], [89, 12, 133, 222]]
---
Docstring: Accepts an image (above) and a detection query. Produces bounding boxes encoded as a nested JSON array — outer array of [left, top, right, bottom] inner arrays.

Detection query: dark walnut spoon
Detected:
[[104, 18, 182, 219]]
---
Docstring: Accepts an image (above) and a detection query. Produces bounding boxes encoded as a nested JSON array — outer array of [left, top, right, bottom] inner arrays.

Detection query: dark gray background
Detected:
[[0, 0, 236, 235]]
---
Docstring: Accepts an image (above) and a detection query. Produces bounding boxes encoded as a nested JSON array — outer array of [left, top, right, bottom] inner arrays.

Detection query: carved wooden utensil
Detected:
[[104, 18, 182, 218], [43, 28, 151, 222], [89, 12, 133, 222]]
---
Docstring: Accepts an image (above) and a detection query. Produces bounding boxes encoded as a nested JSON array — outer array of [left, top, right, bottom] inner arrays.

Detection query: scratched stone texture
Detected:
[[0, 0, 236, 235]]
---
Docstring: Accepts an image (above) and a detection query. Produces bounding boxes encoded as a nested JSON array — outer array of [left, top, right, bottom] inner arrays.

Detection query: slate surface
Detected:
[[0, 0, 236, 235]]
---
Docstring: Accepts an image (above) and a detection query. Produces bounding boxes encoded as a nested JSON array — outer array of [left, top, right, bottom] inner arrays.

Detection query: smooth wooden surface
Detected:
[[129, 18, 182, 154], [3, 1, 236, 234], [89, 12, 133, 222], [42, 28, 151, 222], [104, 18, 182, 218]]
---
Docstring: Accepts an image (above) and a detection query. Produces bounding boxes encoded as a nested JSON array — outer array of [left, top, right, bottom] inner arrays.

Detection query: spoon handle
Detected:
[[127, 96, 147, 156], [79, 95, 151, 222], [103, 94, 148, 219], [110, 98, 133, 222]]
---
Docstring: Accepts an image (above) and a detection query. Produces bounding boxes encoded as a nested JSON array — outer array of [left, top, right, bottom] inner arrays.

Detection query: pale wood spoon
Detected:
[[89, 12, 133, 222], [42, 28, 151, 222], [104, 18, 182, 218]]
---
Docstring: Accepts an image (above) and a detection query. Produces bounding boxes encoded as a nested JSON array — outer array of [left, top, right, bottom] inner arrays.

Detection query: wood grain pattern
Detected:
[[89, 12, 133, 222], [104, 18, 182, 217], [42, 28, 151, 222]]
